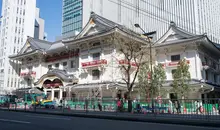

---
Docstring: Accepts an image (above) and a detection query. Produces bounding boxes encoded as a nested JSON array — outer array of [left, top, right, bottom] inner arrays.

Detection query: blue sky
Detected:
[[0, 0, 62, 42]]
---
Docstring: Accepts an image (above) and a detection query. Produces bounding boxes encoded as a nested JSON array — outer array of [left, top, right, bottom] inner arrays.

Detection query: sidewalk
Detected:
[[1, 107, 220, 128]]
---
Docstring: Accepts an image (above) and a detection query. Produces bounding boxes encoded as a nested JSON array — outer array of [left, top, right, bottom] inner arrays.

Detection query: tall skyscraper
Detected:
[[0, 0, 45, 94], [62, 0, 220, 43], [62, 0, 83, 38], [34, 7, 45, 40]]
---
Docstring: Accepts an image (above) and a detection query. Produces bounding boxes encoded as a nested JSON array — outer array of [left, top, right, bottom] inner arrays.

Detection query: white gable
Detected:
[[75, 19, 98, 39], [18, 40, 33, 54], [156, 23, 195, 45]]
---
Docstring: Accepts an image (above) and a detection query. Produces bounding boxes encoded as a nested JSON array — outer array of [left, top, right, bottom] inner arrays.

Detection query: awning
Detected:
[[68, 82, 128, 91], [28, 87, 44, 94]]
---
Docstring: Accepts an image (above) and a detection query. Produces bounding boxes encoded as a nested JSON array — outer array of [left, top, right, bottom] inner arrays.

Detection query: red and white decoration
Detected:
[[44, 83, 63, 88], [20, 71, 36, 77], [165, 60, 190, 67], [118, 60, 137, 67], [81, 59, 107, 68]]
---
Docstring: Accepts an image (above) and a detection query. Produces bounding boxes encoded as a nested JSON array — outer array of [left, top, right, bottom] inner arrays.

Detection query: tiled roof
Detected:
[[27, 37, 53, 51]]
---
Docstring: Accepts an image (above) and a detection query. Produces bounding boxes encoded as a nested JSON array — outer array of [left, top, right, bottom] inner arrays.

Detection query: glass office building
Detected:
[[62, 0, 83, 38]]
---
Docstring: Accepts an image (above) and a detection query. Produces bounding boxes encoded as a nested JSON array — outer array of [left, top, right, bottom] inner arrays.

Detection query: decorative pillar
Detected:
[[44, 89, 47, 95], [68, 87, 71, 98], [51, 88, 54, 101], [203, 70, 206, 80], [60, 88, 63, 100], [204, 93, 207, 99], [100, 86, 103, 99]]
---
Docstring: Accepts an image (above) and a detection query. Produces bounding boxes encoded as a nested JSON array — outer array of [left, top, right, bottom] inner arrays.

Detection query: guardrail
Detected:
[[1, 98, 220, 121]]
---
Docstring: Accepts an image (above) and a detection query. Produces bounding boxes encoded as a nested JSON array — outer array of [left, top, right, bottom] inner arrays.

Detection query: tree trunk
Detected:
[[127, 92, 132, 112], [128, 99, 132, 112]]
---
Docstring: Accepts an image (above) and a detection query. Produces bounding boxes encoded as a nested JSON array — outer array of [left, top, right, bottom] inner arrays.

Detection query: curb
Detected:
[[1, 109, 220, 128]]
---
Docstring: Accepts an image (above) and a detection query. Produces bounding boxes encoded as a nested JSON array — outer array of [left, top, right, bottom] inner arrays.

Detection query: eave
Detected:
[[64, 27, 147, 46], [9, 50, 41, 60], [155, 35, 204, 48]]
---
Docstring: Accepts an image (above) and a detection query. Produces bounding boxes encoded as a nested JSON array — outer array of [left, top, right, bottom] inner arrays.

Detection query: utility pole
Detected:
[[134, 24, 156, 113]]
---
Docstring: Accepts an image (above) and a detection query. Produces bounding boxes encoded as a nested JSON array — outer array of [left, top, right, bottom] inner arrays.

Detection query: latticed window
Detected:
[[55, 63, 59, 69], [171, 55, 180, 62], [92, 53, 100, 60], [63, 62, 67, 67], [48, 65, 52, 70], [171, 69, 177, 78], [92, 69, 100, 80], [71, 60, 76, 68]]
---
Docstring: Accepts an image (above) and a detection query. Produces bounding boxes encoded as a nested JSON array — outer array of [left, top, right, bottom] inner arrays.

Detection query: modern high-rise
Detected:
[[34, 8, 45, 40], [62, 0, 220, 43], [62, 0, 83, 38], [0, 0, 45, 94]]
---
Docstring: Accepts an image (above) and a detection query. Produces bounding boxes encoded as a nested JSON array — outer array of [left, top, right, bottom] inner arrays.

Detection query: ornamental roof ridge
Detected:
[[63, 12, 142, 43], [155, 21, 202, 46]]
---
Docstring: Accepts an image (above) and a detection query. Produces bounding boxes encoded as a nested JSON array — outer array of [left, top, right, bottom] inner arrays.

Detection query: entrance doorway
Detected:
[[54, 91, 59, 99], [43, 78, 64, 101]]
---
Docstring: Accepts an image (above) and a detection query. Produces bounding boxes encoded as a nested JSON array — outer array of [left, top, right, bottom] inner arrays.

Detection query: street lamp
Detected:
[[134, 24, 156, 113]]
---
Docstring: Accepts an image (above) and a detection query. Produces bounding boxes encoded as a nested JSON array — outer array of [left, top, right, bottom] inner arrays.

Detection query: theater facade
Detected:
[[9, 13, 220, 101]]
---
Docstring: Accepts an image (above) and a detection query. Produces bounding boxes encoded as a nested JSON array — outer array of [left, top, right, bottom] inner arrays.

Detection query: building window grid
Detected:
[[63, 10, 82, 21], [62, 17, 82, 27], [63, 4, 82, 15], [63, 1, 82, 10]]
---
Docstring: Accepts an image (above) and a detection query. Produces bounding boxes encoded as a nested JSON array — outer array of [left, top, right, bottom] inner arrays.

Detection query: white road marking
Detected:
[[25, 115, 71, 120], [0, 118, 31, 124]]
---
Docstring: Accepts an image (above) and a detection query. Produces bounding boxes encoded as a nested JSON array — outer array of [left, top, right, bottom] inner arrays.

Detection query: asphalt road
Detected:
[[0, 111, 218, 130], [21, 107, 220, 121]]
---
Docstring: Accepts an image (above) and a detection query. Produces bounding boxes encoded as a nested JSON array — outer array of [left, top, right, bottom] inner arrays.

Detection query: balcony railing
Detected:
[[81, 59, 107, 68]]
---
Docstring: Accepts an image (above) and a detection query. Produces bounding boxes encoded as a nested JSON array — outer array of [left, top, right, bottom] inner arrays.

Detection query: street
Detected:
[[0, 111, 218, 130], [19, 107, 220, 122]]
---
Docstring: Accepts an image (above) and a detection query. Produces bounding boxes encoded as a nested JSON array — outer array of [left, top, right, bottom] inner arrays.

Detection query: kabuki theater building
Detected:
[[9, 12, 220, 101]]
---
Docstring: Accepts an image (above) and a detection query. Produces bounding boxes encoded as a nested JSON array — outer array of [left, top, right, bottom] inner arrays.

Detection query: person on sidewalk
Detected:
[[117, 99, 121, 112], [195, 100, 203, 114], [97, 99, 102, 111], [169, 99, 173, 114], [218, 99, 220, 115], [85, 98, 88, 111], [174, 100, 181, 114]]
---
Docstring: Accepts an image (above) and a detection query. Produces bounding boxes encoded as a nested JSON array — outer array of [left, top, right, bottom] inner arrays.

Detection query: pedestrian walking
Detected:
[[169, 99, 173, 114], [117, 99, 121, 112], [85, 98, 88, 111], [195, 100, 203, 114], [174, 100, 181, 114], [98, 99, 102, 111]]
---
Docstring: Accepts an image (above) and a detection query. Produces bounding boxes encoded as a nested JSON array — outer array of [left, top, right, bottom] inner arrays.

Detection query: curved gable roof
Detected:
[[63, 12, 142, 43], [156, 21, 197, 45], [34, 69, 77, 85]]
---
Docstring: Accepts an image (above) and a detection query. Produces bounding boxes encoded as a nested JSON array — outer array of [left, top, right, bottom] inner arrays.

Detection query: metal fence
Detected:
[[1, 98, 220, 121]]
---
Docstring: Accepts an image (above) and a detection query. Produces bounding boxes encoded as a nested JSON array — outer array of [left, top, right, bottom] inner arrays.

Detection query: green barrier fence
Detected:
[[63, 100, 219, 113]]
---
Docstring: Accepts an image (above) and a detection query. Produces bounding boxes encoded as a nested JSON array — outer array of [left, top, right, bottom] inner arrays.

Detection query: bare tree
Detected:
[[111, 32, 149, 112]]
